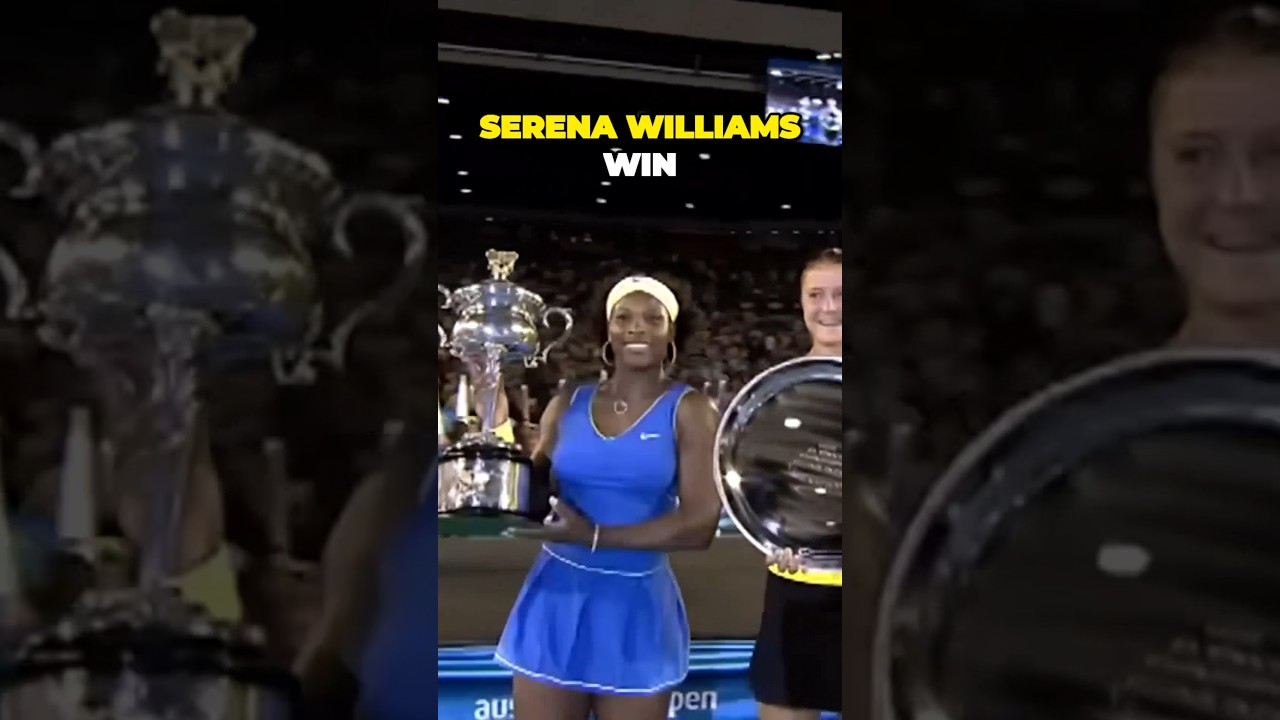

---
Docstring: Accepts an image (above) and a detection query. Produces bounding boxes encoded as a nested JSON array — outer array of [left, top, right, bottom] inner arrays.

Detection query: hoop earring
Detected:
[[663, 342, 678, 372], [600, 342, 615, 367]]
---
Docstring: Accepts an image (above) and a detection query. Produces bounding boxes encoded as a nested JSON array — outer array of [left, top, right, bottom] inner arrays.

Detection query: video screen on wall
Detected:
[[765, 58, 842, 147]]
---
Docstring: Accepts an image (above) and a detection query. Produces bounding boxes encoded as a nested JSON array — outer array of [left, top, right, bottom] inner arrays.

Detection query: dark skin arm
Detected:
[[291, 474, 382, 713], [528, 391, 570, 496], [525, 391, 722, 552], [293, 439, 422, 714]]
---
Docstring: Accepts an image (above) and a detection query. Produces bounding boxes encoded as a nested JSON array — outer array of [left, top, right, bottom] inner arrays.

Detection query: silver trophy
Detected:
[[0, 9, 426, 376], [715, 356, 843, 574], [438, 249, 572, 520], [0, 9, 427, 718]]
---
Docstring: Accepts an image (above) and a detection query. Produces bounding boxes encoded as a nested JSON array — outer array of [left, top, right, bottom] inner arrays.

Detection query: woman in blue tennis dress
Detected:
[[497, 274, 722, 720]]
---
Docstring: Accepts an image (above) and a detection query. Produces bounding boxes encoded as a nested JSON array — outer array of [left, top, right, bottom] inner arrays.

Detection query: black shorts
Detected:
[[749, 571, 842, 712]]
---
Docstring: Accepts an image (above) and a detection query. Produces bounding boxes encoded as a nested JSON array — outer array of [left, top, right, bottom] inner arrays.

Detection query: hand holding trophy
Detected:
[[438, 250, 573, 524]]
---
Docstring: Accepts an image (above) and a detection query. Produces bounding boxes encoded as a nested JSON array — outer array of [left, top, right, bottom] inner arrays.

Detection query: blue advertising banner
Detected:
[[439, 642, 839, 719]]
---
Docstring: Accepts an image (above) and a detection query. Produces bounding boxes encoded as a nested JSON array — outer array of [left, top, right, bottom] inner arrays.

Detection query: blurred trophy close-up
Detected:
[[0, 9, 426, 718], [874, 351, 1280, 720], [437, 249, 572, 523]]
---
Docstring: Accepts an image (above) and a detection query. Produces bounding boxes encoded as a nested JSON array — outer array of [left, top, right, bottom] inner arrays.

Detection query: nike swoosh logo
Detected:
[[640, 433, 661, 440]]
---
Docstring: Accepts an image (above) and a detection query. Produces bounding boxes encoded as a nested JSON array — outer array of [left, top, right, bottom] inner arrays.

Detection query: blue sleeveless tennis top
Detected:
[[545, 383, 689, 573], [358, 453, 439, 720], [495, 382, 694, 694]]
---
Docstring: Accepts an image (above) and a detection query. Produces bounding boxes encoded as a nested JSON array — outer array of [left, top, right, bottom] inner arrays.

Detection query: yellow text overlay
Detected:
[[478, 114, 802, 140]]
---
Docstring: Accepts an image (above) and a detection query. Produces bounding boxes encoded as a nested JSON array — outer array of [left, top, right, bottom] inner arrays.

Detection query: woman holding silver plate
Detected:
[[497, 272, 722, 720], [739, 248, 847, 720], [874, 8, 1280, 718]]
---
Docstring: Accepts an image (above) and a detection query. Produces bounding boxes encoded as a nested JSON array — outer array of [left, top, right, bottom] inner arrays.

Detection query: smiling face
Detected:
[[802, 260, 842, 350], [607, 292, 673, 370], [1151, 53, 1280, 311]]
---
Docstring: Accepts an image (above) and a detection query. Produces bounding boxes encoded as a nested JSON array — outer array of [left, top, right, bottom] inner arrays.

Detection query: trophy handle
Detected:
[[532, 306, 574, 366], [322, 192, 428, 370], [0, 243, 30, 319], [0, 121, 41, 198], [438, 284, 452, 352]]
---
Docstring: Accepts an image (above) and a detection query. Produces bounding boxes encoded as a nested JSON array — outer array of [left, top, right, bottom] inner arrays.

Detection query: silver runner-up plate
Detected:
[[715, 356, 842, 575], [873, 350, 1280, 720]]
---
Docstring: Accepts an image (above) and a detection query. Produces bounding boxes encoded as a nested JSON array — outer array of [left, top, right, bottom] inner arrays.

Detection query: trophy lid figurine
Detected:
[[438, 250, 573, 523]]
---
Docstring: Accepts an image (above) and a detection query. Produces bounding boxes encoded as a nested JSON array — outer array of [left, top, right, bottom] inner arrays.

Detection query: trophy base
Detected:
[[2, 588, 297, 719], [438, 507, 544, 537], [437, 435, 538, 518]]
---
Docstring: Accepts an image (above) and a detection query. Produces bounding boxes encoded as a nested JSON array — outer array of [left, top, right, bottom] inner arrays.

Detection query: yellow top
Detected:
[[493, 419, 516, 444], [440, 401, 517, 445], [169, 544, 243, 621], [768, 564, 842, 587], [61, 537, 243, 621]]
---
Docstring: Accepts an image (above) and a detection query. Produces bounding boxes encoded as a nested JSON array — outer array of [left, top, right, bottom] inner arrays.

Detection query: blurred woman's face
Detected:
[[801, 262, 842, 349], [1151, 55, 1280, 311]]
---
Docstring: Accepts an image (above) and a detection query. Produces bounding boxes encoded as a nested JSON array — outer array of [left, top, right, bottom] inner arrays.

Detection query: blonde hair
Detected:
[[802, 248, 843, 287], [1153, 5, 1280, 114], [804, 247, 842, 271]]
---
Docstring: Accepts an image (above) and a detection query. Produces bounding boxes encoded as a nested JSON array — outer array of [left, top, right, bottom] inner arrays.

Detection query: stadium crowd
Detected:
[[438, 224, 835, 409]]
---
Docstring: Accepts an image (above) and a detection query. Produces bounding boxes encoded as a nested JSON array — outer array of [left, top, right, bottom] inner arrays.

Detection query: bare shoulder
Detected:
[[676, 388, 719, 430], [543, 385, 574, 414], [539, 383, 586, 424], [533, 382, 590, 458], [321, 475, 385, 572]]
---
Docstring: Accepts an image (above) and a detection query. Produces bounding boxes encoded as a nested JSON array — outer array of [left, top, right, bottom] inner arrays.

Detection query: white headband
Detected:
[[606, 276, 680, 322]]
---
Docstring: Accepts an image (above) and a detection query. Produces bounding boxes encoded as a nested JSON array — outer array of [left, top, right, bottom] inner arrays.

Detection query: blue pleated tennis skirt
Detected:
[[495, 544, 689, 695]]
